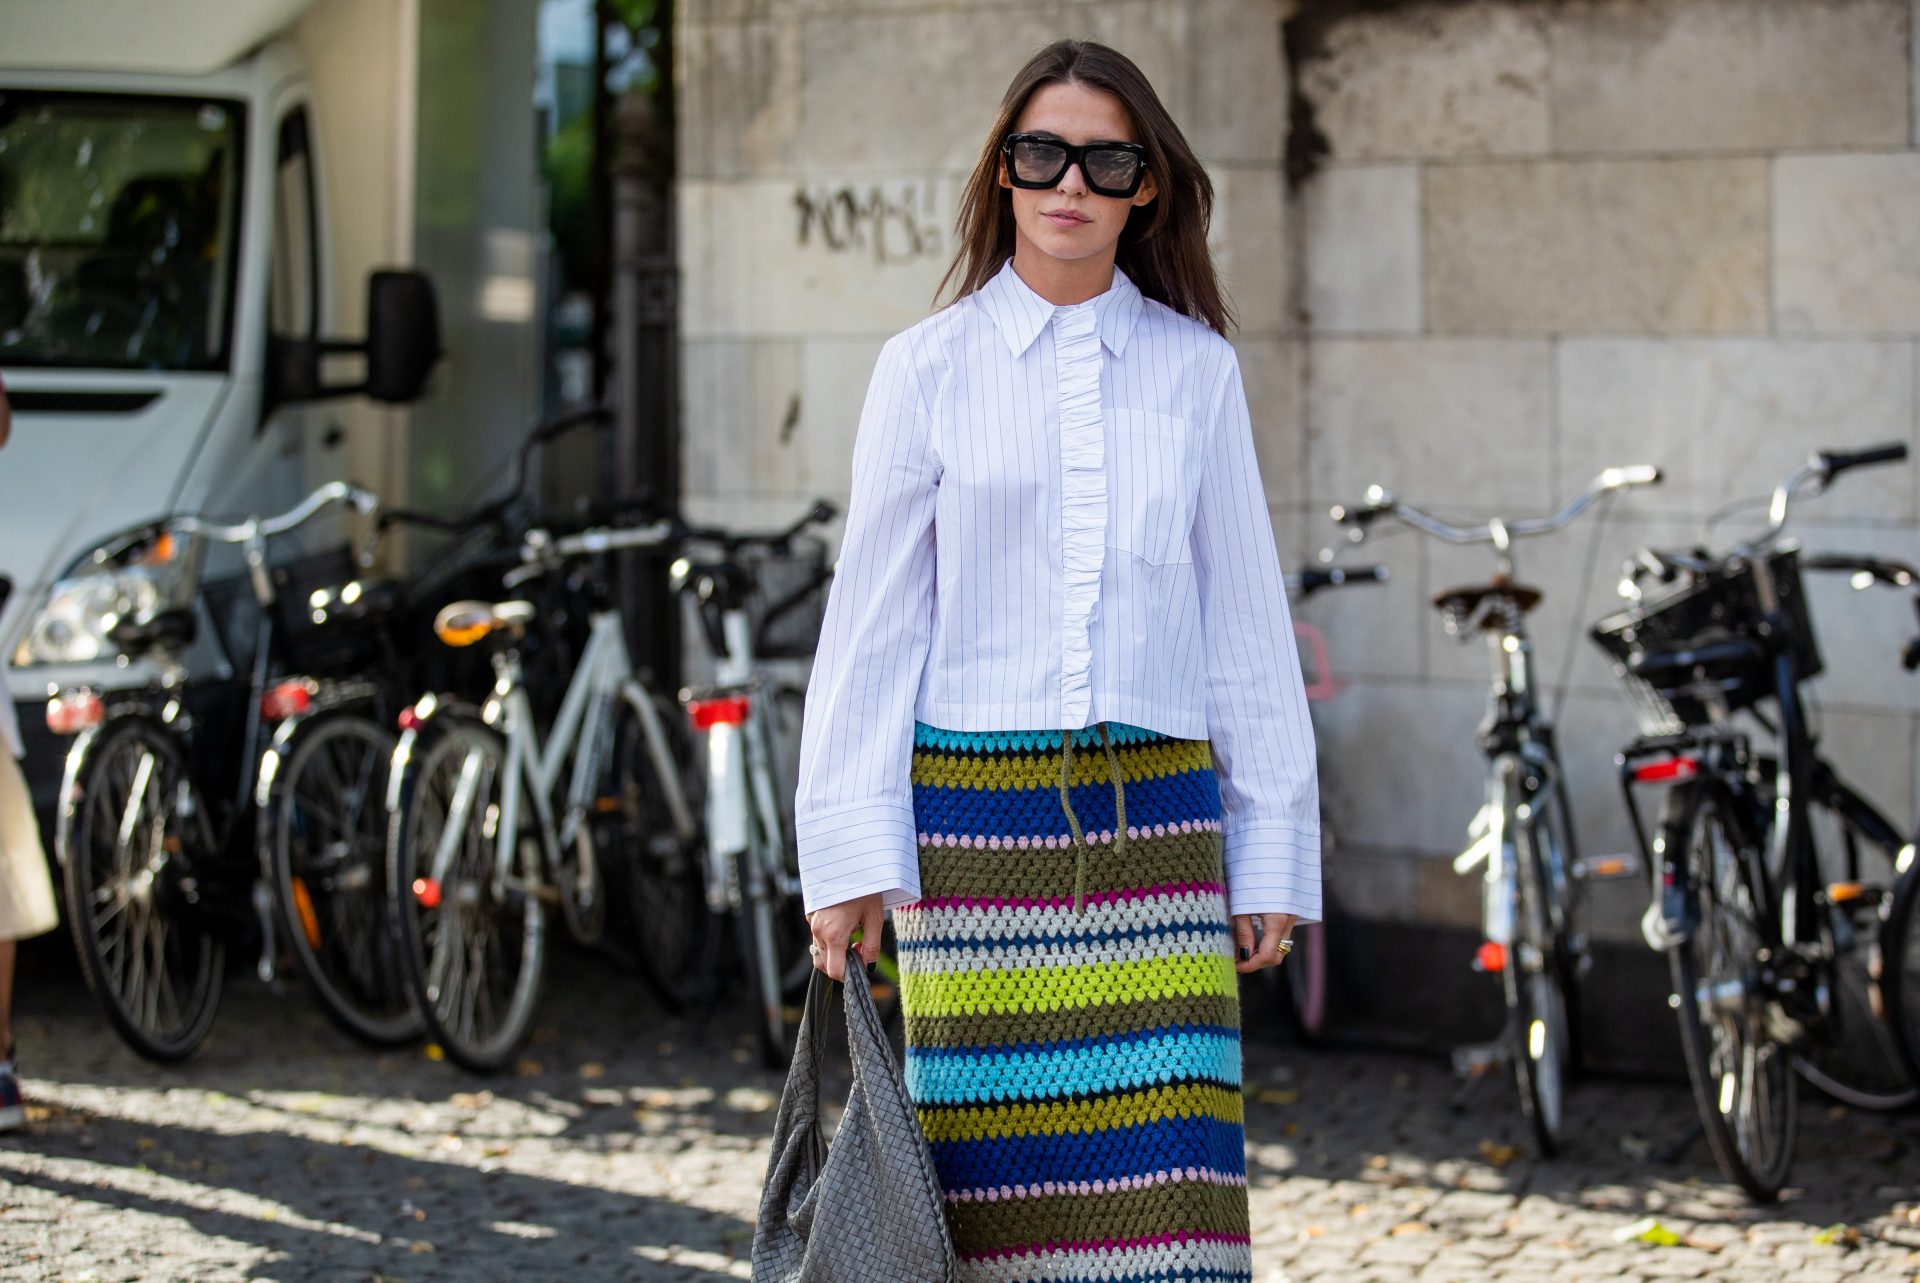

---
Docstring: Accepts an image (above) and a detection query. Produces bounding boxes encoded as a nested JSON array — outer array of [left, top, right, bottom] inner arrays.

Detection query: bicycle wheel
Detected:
[[737, 845, 810, 1069], [1663, 782, 1796, 1201], [1790, 794, 1917, 1109], [610, 687, 715, 1009], [1886, 863, 1920, 1082], [1508, 803, 1573, 1158], [59, 717, 224, 1062], [269, 712, 420, 1046], [388, 718, 546, 1074]]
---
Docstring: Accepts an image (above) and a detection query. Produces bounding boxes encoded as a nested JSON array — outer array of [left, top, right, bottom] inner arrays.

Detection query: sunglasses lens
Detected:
[[1010, 138, 1067, 184], [1084, 149, 1140, 193]]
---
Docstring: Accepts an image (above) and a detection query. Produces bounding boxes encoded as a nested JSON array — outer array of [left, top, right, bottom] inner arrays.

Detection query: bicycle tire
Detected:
[[1508, 803, 1572, 1158], [387, 717, 546, 1074], [1885, 863, 1920, 1083], [269, 712, 421, 1046], [737, 845, 807, 1069], [614, 688, 716, 1010], [1663, 781, 1796, 1201], [58, 716, 225, 1062], [1788, 793, 1917, 1110]]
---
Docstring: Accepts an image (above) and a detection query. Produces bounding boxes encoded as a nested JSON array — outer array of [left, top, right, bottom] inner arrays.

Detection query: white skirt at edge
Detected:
[[0, 751, 57, 941]]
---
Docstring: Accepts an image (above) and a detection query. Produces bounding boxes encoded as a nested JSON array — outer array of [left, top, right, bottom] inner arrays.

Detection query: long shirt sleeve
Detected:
[[1190, 350, 1324, 922], [792, 334, 941, 914]]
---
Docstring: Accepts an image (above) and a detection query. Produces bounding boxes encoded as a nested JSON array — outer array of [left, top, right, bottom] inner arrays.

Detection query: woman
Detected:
[[0, 371, 59, 1133], [794, 40, 1319, 1282]]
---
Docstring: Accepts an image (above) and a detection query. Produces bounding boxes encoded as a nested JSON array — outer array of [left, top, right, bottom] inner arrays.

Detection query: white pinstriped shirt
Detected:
[[793, 259, 1321, 922]]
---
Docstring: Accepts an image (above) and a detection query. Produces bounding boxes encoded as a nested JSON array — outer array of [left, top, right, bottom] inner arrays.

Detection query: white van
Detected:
[[0, 38, 438, 807]]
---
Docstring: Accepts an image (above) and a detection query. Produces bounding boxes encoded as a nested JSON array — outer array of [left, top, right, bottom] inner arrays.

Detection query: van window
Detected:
[[269, 108, 319, 346], [0, 91, 244, 371]]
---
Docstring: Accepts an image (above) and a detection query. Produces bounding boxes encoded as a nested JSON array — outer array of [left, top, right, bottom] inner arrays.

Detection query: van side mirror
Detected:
[[265, 267, 442, 408], [364, 270, 441, 403]]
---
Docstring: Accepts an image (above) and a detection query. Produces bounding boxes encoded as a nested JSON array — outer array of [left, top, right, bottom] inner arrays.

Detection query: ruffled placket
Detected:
[[1052, 300, 1105, 728]]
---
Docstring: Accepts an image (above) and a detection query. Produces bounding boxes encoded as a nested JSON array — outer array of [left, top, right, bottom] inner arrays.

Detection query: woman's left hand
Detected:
[[1231, 913, 1297, 973]]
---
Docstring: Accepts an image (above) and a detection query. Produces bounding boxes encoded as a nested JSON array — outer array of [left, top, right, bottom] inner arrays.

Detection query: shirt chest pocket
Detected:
[[1106, 409, 1197, 566]]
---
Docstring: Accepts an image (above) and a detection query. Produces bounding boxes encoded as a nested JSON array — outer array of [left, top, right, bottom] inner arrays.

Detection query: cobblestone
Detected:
[[0, 956, 1917, 1280]]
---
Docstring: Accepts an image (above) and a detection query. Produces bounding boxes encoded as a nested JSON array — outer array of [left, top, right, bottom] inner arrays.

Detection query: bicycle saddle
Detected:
[[1431, 578, 1543, 624], [433, 599, 537, 647]]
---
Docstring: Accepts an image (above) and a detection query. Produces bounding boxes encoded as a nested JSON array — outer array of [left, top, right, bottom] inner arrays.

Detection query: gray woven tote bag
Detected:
[[751, 951, 957, 1283]]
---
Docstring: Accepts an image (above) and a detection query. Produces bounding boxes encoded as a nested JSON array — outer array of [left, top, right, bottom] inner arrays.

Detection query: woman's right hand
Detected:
[[806, 892, 884, 981]]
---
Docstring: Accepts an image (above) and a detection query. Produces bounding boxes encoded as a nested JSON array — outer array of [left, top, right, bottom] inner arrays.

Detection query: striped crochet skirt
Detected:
[[895, 720, 1251, 1283]]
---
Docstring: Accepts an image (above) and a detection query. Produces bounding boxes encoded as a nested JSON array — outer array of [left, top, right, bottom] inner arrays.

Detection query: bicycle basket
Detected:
[[271, 547, 401, 677], [1590, 547, 1820, 736], [747, 535, 833, 659]]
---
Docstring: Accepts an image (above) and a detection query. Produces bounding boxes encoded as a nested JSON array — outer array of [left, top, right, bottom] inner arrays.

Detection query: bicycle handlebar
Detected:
[[1289, 564, 1389, 600], [171, 480, 379, 545], [1328, 465, 1661, 553]]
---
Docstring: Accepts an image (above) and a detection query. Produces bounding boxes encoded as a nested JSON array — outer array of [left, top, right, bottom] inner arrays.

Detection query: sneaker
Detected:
[[0, 1059, 24, 1132]]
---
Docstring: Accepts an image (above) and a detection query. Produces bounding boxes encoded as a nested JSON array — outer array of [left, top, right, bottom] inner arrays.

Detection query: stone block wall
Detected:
[[677, 0, 1920, 949], [1290, 0, 1920, 943]]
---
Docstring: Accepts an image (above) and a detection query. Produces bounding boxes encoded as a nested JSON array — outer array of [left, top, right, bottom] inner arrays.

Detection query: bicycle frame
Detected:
[[424, 606, 694, 895], [688, 607, 793, 915]]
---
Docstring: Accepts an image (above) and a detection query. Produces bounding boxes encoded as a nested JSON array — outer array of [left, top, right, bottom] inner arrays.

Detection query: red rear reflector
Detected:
[[1475, 941, 1507, 973], [261, 679, 314, 722], [398, 707, 423, 733], [45, 689, 104, 736], [412, 877, 442, 909], [687, 695, 751, 729], [1632, 756, 1698, 784]]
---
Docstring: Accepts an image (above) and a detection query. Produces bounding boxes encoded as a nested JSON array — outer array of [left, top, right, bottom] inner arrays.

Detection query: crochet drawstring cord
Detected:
[[1057, 723, 1128, 916]]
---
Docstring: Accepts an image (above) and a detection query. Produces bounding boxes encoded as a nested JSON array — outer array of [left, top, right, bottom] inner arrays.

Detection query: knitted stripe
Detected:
[[906, 1028, 1243, 1103], [949, 1180, 1252, 1257], [912, 738, 1212, 791], [902, 720, 1250, 1283], [897, 890, 1229, 941], [912, 721, 1167, 753], [944, 1165, 1248, 1202], [902, 952, 1236, 1017], [928, 1114, 1248, 1190], [913, 1081, 1245, 1144], [908, 993, 1241, 1049]]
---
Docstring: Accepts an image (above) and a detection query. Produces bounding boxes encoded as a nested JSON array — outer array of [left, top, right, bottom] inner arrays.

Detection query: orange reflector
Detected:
[[1589, 856, 1632, 878], [291, 877, 322, 949], [1826, 881, 1866, 904], [687, 695, 751, 729], [45, 689, 104, 736], [412, 877, 442, 909], [435, 620, 493, 648], [1475, 941, 1507, 973]]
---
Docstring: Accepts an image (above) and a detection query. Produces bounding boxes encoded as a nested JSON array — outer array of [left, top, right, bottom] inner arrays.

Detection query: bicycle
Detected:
[[1592, 443, 1918, 1200], [46, 481, 423, 1059], [667, 501, 861, 1069], [1805, 552, 1920, 1087], [1270, 563, 1388, 1044], [384, 513, 701, 1074], [1326, 464, 1661, 1156]]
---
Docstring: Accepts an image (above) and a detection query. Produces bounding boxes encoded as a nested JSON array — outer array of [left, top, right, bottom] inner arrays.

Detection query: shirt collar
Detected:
[[978, 258, 1145, 359]]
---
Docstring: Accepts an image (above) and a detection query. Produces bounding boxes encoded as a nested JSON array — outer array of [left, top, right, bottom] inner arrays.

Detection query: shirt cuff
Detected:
[[1222, 822, 1323, 923], [796, 800, 922, 913]]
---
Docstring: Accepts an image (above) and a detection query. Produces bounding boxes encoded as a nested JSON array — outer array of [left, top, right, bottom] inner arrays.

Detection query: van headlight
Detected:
[[12, 529, 200, 668]]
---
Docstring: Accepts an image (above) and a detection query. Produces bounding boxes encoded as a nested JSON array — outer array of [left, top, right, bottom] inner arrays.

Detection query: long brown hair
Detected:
[[936, 40, 1232, 336]]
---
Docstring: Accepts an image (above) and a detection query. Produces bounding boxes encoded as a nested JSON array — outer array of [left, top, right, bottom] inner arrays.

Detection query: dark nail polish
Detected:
[[866, 962, 877, 976], [1238, 947, 1250, 962]]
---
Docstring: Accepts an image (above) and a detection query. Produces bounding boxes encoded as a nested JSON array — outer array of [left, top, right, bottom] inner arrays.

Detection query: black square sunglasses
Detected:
[[1001, 132, 1148, 198]]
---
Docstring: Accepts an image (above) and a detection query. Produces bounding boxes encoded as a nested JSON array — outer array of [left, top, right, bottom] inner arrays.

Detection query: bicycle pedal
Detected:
[[1574, 852, 1642, 880]]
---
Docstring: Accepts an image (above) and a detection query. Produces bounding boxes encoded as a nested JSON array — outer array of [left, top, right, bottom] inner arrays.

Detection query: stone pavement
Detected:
[[0, 951, 1916, 1282]]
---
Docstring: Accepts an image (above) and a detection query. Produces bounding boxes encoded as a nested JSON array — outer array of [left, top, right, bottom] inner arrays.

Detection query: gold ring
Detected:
[[1276, 937, 1295, 954]]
